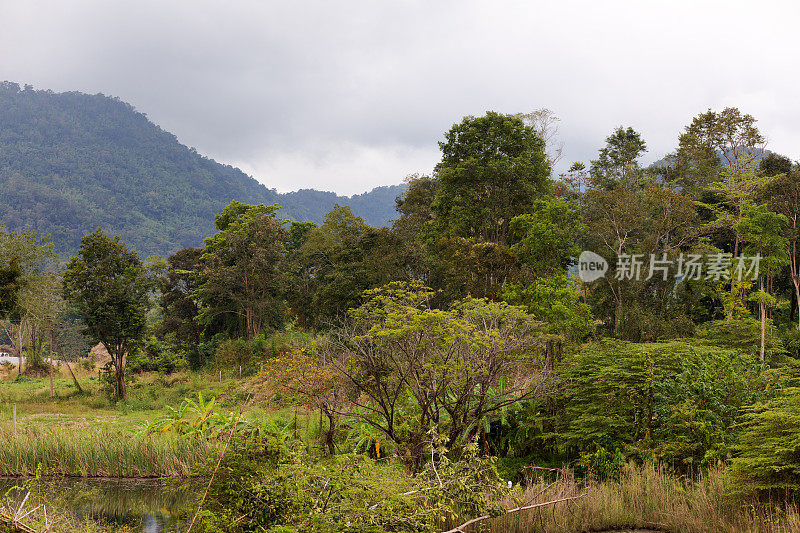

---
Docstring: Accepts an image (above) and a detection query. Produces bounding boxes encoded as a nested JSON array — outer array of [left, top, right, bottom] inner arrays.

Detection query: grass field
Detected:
[[0, 363, 268, 478]]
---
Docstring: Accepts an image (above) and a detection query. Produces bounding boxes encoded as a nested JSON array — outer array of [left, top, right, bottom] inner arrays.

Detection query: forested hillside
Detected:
[[0, 82, 404, 256], [4, 107, 800, 532]]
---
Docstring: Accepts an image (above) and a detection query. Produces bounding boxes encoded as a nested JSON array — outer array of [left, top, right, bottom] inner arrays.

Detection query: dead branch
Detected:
[[440, 493, 585, 533]]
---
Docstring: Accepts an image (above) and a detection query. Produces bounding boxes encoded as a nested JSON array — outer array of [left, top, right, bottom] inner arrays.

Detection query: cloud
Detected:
[[1, 0, 799, 192]]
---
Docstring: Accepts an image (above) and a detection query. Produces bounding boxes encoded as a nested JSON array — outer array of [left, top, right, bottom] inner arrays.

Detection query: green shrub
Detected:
[[696, 318, 784, 359], [561, 339, 782, 470], [731, 388, 800, 496], [198, 439, 430, 533], [128, 334, 186, 374], [577, 445, 625, 480], [780, 326, 800, 359], [80, 352, 97, 371], [214, 331, 312, 374]]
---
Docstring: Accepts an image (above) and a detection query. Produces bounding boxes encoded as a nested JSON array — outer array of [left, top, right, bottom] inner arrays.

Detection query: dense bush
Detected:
[[695, 318, 784, 359], [199, 439, 431, 533], [560, 339, 782, 470], [732, 389, 800, 496], [128, 335, 186, 374]]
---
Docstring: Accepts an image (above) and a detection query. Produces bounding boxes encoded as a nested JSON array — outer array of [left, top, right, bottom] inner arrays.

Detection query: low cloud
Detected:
[[1, 1, 799, 192]]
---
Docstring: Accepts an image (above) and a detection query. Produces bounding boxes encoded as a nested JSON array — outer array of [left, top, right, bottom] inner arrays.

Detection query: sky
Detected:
[[1, 1, 799, 195]]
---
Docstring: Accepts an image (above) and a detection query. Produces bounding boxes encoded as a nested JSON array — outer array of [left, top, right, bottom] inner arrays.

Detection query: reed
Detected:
[[484, 463, 800, 533], [0, 424, 216, 477]]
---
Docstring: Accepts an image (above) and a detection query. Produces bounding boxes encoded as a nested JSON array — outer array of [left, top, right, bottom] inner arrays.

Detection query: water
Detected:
[[0, 477, 196, 532]]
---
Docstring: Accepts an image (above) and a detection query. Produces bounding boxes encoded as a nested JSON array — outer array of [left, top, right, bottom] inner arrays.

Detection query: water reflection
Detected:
[[0, 477, 196, 532]]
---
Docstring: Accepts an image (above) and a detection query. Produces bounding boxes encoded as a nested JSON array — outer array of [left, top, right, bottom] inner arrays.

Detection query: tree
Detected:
[[392, 174, 437, 283], [732, 389, 800, 496], [19, 271, 63, 388], [510, 198, 584, 278], [0, 259, 21, 326], [201, 201, 288, 339], [580, 176, 697, 339], [295, 205, 372, 327], [62, 229, 150, 399], [562, 339, 775, 470], [735, 205, 790, 361], [589, 126, 647, 189], [432, 111, 550, 245], [159, 247, 204, 367], [0, 226, 56, 374], [327, 281, 548, 468], [502, 274, 595, 346], [261, 346, 346, 455], [762, 169, 800, 328], [515, 109, 564, 168]]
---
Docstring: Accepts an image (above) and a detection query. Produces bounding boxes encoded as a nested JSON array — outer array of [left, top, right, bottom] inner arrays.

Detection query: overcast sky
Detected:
[[1, 1, 799, 195]]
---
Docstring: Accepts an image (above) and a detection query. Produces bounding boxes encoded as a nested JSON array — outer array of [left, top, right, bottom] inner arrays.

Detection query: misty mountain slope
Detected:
[[0, 82, 404, 256]]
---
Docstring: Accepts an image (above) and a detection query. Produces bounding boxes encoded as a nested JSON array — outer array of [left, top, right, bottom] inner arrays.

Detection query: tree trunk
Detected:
[[116, 366, 126, 399], [16, 323, 23, 376], [49, 325, 54, 398], [112, 347, 127, 399], [324, 410, 336, 456], [793, 276, 800, 330], [760, 277, 766, 362]]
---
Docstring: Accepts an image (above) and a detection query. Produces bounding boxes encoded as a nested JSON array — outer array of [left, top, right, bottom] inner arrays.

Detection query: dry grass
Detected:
[[483, 463, 800, 533]]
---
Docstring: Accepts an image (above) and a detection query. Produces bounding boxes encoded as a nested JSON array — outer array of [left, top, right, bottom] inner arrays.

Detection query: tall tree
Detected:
[[735, 205, 790, 360], [581, 127, 698, 339], [589, 126, 647, 189], [674, 107, 766, 199], [0, 226, 56, 373], [295, 205, 372, 327], [762, 167, 800, 329], [201, 201, 288, 339], [432, 111, 550, 245], [62, 229, 150, 399], [159, 247, 204, 367], [515, 109, 564, 168], [510, 198, 584, 278]]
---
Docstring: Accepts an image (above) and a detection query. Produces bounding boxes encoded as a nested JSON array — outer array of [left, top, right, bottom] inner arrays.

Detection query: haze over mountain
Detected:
[[0, 82, 405, 257]]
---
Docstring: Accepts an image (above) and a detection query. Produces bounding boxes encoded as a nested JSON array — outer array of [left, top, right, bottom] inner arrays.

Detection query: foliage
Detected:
[[158, 247, 204, 367], [589, 126, 648, 189], [62, 229, 150, 399], [0, 83, 402, 256], [502, 274, 595, 341], [200, 202, 288, 339], [696, 318, 783, 359], [198, 428, 505, 533], [432, 111, 550, 246], [731, 388, 800, 496], [510, 198, 584, 277], [561, 339, 781, 470], [326, 281, 548, 467], [128, 334, 186, 374]]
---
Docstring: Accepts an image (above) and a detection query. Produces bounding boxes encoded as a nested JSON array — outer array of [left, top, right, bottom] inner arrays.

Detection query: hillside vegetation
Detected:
[[0, 81, 403, 256]]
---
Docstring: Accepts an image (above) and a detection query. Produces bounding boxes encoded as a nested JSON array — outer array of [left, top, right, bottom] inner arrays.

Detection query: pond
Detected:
[[0, 477, 197, 532]]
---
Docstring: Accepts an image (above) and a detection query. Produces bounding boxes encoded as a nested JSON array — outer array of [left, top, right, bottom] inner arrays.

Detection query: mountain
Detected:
[[649, 148, 775, 169], [0, 82, 405, 257]]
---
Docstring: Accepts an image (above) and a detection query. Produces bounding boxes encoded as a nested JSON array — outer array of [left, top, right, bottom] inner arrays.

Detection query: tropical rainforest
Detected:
[[1, 104, 800, 532]]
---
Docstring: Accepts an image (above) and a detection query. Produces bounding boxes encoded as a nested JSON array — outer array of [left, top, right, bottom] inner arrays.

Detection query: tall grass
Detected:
[[484, 463, 800, 533], [0, 425, 216, 477]]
